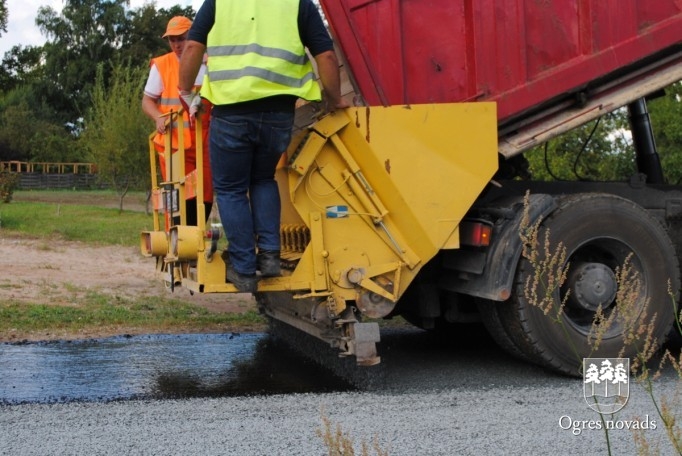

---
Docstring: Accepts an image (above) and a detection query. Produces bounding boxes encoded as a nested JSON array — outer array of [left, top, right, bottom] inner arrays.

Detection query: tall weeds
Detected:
[[317, 409, 389, 456], [520, 191, 682, 455]]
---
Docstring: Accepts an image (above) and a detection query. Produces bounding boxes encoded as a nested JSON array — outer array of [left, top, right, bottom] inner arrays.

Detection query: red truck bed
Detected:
[[320, 0, 682, 128]]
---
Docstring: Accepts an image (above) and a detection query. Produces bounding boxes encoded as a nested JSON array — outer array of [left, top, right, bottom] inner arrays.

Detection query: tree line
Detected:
[[524, 85, 682, 185], [1, 0, 682, 198], [0, 0, 194, 199]]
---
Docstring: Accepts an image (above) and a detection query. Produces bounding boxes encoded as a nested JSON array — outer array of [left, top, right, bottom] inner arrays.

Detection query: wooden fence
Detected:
[[0, 161, 104, 190]]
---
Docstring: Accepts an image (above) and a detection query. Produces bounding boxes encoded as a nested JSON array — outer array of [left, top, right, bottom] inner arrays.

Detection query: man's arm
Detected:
[[141, 94, 167, 134], [179, 41, 207, 93], [314, 50, 349, 111], [141, 65, 166, 133], [299, 0, 348, 111]]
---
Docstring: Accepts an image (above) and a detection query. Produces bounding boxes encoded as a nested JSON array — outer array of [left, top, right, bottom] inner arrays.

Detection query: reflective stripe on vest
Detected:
[[201, 0, 321, 105], [159, 97, 181, 105]]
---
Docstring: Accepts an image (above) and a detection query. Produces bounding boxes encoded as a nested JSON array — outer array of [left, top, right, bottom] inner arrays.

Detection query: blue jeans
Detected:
[[209, 111, 294, 275]]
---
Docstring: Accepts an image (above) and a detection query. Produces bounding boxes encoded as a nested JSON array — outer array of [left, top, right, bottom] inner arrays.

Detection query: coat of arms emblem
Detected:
[[583, 358, 630, 414]]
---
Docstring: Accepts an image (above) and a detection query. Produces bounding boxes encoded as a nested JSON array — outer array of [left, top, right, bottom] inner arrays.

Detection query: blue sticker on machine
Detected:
[[326, 205, 349, 218]]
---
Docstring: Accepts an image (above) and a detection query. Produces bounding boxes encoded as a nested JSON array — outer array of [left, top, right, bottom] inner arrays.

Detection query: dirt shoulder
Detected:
[[0, 235, 260, 342]]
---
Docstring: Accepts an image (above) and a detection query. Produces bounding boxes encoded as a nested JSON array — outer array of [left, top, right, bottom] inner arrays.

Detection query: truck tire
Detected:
[[499, 193, 680, 377], [477, 298, 538, 364]]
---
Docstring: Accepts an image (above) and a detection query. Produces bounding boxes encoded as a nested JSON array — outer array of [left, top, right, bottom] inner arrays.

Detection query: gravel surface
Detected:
[[0, 378, 678, 455], [1, 327, 680, 455]]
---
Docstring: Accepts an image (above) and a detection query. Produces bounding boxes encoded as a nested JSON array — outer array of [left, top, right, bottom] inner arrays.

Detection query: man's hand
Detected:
[[179, 89, 196, 112], [155, 116, 167, 134], [179, 89, 201, 125], [189, 95, 203, 118], [326, 96, 350, 113]]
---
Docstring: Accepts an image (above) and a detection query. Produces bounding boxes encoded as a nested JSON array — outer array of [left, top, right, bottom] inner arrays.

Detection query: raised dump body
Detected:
[[320, 0, 682, 156]]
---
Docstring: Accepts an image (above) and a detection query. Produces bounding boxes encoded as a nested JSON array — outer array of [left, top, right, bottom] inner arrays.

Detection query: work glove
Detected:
[[179, 89, 202, 125], [189, 95, 202, 118]]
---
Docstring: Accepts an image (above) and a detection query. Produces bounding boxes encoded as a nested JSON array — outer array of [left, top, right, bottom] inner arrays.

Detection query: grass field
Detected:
[[0, 294, 264, 342], [0, 190, 265, 341], [1, 192, 152, 246]]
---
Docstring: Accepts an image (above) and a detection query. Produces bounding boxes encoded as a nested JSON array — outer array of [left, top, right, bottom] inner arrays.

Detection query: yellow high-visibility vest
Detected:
[[201, 0, 321, 105]]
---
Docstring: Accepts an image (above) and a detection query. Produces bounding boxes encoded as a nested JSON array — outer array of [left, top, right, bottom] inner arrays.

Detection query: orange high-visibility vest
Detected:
[[150, 52, 193, 151], [151, 52, 213, 202]]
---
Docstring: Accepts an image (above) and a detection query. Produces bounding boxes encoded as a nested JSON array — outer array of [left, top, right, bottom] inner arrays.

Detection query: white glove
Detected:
[[178, 89, 201, 124], [189, 95, 202, 118]]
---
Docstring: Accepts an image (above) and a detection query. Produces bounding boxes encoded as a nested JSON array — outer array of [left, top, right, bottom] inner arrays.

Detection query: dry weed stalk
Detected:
[[660, 396, 682, 453], [519, 192, 569, 320], [632, 426, 660, 456], [673, 278, 682, 337], [317, 409, 389, 456], [659, 349, 682, 380], [585, 252, 681, 453], [598, 256, 641, 347], [640, 345, 682, 454]]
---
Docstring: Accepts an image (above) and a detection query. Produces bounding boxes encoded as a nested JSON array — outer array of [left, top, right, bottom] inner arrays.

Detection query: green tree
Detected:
[[120, 4, 194, 69], [0, 45, 45, 93], [0, 100, 36, 161], [35, 0, 129, 122], [524, 110, 636, 182], [0, 85, 82, 162], [649, 82, 682, 184], [82, 61, 150, 211], [524, 84, 682, 183], [0, 0, 7, 37]]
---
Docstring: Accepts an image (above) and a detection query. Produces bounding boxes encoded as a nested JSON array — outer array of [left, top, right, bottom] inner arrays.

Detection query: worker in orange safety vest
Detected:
[[142, 16, 213, 226]]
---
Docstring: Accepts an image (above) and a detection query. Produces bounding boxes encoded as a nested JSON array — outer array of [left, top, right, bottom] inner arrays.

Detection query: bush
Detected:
[[0, 171, 19, 203]]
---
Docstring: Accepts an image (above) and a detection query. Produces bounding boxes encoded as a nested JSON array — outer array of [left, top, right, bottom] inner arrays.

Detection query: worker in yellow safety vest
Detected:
[[177, 0, 349, 292]]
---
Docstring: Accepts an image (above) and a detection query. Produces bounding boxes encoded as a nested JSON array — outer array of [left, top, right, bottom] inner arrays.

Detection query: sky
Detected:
[[0, 0, 203, 56]]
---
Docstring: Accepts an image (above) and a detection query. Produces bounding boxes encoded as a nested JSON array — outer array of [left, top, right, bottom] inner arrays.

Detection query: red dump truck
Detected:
[[144, 0, 682, 376]]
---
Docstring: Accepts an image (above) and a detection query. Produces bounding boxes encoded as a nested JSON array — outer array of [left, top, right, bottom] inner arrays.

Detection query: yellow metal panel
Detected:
[[286, 103, 497, 297], [346, 104, 498, 249]]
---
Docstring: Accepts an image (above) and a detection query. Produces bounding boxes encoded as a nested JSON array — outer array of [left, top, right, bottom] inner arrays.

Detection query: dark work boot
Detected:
[[222, 251, 258, 293], [225, 263, 259, 293], [257, 250, 281, 277]]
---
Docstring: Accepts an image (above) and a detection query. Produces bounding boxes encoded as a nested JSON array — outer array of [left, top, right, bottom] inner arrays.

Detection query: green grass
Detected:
[[0, 196, 152, 247], [0, 293, 265, 338], [12, 189, 149, 207]]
